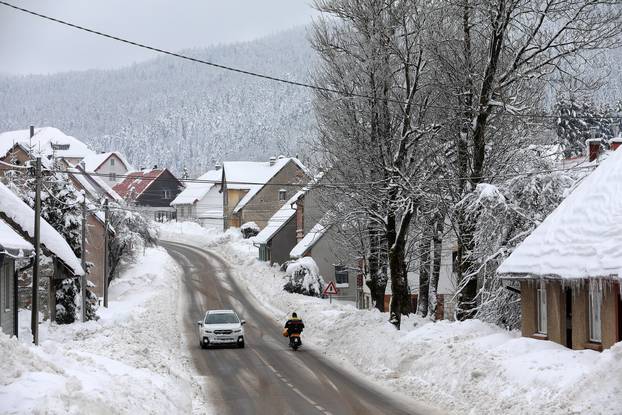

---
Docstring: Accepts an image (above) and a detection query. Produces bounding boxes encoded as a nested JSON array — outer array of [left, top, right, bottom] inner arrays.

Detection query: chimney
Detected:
[[153, 164, 158, 169], [29, 125, 35, 138], [610, 137, 622, 152], [215, 163, 222, 171], [586, 139, 601, 162], [269, 156, 277, 166]]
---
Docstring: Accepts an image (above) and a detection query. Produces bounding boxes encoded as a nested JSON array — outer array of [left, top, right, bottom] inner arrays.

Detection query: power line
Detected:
[[50, 160, 596, 188], [2, 1, 621, 121]]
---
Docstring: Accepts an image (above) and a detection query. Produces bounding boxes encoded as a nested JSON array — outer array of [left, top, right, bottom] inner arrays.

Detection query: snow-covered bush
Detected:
[[283, 257, 325, 297], [108, 205, 158, 281], [240, 222, 260, 239], [55, 277, 78, 324]]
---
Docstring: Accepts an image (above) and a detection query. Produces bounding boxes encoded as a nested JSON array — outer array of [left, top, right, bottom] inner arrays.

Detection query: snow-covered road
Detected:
[[162, 239, 440, 415]]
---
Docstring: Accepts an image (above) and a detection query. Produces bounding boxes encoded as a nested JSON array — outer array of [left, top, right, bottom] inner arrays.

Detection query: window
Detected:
[[2, 260, 10, 312], [180, 206, 185, 218], [589, 283, 602, 343], [110, 158, 115, 166], [278, 189, 287, 201], [51, 143, 70, 151], [109, 172, 116, 181], [536, 280, 547, 335], [163, 190, 171, 199], [335, 265, 349, 287]]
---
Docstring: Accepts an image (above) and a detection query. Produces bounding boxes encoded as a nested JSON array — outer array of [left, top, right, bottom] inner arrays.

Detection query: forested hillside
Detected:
[[0, 27, 315, 175]]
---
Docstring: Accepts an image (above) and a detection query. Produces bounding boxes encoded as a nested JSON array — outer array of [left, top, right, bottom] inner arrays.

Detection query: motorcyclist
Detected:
[[284, 312, 304, 346]]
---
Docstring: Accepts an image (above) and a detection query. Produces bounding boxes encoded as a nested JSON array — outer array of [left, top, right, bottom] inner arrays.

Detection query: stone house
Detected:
[[170, 167, 223, 228], [222, 157, 309, 230], [0, 218, 34, 336], [498, 143, 622, 351]]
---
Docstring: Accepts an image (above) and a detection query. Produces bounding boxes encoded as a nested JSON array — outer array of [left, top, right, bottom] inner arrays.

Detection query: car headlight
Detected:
[[233, 329, 241, 333], [205, 330, 213, 333]]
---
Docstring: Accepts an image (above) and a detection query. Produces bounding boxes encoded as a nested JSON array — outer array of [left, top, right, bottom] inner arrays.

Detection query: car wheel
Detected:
[[200, 342, 206, 349], [238, 340, 245, 348]]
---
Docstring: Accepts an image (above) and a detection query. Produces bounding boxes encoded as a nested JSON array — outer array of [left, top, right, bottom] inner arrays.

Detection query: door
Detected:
[[565, 288, 573, 348], [617, 286, 622, 343]]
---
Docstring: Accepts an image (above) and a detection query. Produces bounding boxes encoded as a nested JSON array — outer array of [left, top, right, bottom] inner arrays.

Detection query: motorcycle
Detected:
[[282, 328, 302, 351], [289, 333, 302, 351]]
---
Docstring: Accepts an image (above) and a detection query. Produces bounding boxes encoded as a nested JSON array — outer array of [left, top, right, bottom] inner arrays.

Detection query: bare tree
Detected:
[[428, 0, 622, 319], [311, 0, 439, 328]]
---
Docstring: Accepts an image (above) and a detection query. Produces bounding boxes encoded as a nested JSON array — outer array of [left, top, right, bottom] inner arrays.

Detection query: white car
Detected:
[[197, 310, 246, 349]]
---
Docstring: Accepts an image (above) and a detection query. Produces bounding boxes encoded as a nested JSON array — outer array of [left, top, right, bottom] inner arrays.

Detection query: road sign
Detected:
[[323, 281, 339, 296]]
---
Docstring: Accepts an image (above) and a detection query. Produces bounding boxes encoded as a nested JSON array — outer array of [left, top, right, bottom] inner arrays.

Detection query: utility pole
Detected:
[[103, 199, 109, 308], [80, 194, 87, 322], [31, 156, 41, 345]]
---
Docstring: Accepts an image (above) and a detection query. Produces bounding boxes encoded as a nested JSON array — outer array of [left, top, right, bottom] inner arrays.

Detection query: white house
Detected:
[[81, 151, 134, 186], [170, 168, 223, 229]]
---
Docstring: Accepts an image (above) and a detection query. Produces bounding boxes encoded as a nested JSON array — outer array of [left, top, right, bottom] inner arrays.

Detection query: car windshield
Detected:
[[205, 313, 239, 325]]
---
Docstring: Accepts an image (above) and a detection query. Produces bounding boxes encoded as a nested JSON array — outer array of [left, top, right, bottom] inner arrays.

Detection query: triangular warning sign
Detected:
[[322, 281, 339, 296]]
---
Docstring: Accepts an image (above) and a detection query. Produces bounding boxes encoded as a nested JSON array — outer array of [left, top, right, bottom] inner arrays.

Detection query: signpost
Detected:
[[322, 281, 339, 303]]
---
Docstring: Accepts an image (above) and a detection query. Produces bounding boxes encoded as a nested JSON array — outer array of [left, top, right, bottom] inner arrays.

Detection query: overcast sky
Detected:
[[0, 0, 316, 75]]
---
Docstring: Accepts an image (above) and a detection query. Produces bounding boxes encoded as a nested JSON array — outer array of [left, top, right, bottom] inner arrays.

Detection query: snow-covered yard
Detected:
[[0, 246, 209, 415], [161, 221, 622, 415]]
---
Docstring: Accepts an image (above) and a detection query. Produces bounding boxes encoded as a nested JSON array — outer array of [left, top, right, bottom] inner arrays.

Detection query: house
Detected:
[[0, 127, 95, 168], [0, 218, 34, 336], [67, 168, 116, 298], [497, 143, 622, 351], [367, 234, 458, 319], [287, 176, 360, 302], [255, 190, 305, 265], [170, 167, 223, 228], [113, 168, 184, 221], [81, 151, 134, 187], [222, 156, 309, 230], [0, 182, 85, 323]]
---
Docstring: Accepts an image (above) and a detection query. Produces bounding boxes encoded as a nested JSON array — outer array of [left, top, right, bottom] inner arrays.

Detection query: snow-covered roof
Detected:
[[0, 218, 34, 258], [0, 127, 95, 161], [67, 166, 122, 203], [113, 169, 180, 199], [81, 151, 134, 172], [222, 158, 307, 213], [498, 147, 622, 280], [254, 191, 304, 244], [0, 182, 84, 275], [170, 169, 221, 206], [290, 221, 330, 259]]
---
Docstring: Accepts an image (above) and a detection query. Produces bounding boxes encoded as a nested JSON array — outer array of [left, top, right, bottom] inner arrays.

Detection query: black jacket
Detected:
[[284, 318, 305, 335]]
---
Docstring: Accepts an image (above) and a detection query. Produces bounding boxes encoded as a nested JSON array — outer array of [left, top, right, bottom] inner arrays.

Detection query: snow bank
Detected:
[[165, 225, 622, 415], [0, 247, 207, 414]]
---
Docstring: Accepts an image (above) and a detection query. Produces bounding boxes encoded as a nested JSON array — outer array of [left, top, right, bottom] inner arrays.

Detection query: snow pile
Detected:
[[240, 221, 260, 238], [0, 247, 207, 414], [499, 146, 622, 279], [283, 257, 325, 297], [163, 225, 622, 415], [159, 221, 242, 247]]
